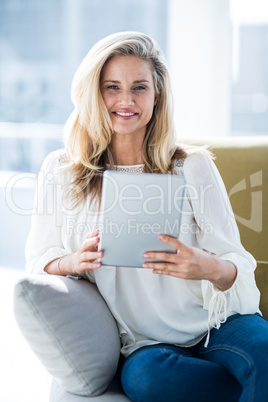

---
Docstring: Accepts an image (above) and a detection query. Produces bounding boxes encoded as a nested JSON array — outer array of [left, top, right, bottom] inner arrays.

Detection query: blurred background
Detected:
[[0, 0, 267, 401], [1, 0, 268, 268]]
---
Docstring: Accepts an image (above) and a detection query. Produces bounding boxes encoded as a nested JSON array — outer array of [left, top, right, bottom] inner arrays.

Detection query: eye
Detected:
[[107, 85, 119, 90], [133, 85, 146, 91]]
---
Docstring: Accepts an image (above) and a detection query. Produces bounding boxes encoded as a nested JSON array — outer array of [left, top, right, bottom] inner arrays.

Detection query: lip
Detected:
[[112, 110, 138, 120]]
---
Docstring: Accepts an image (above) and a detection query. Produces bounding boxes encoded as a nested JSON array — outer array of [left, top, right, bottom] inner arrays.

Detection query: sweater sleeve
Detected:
[[182, 154, 260, 327], [25, 150, 71, 274]]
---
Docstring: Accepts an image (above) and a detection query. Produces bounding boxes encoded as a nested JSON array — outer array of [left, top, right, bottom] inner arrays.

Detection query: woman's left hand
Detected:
[[143, 235, 237, 290]]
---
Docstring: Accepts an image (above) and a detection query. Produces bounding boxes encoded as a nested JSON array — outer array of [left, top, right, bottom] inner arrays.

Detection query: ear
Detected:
[[154, 96, 158, 106]]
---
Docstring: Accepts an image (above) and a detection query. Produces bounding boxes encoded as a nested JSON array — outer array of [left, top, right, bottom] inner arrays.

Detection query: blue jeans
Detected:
[[120, 313, 268, 402]]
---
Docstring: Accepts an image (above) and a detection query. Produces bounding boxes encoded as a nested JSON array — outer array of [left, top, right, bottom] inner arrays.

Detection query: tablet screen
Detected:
[[98, 170, 186, 268]]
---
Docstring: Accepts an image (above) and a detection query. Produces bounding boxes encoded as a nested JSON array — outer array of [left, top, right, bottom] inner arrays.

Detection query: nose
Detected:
[[119, 89, 134, 106]]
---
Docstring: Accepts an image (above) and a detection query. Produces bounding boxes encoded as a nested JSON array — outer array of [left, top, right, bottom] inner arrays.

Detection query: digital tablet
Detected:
[[98, 170, 186, 268]]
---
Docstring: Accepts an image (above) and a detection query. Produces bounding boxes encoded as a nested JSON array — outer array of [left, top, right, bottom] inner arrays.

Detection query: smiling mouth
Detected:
[[113, 112, 138, 117]]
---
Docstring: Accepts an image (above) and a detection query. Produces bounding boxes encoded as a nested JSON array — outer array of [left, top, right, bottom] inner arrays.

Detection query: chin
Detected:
[[113, 127, 136, 136]]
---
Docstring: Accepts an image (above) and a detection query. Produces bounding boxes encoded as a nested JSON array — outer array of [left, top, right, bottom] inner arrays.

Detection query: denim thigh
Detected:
[[121, 342, 241, 402], [198, 313, 268, 402]]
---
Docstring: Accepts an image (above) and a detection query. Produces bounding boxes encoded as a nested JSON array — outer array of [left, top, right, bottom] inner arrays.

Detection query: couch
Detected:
[[190, 135, 268, 317], [13, 136, 268, 402]]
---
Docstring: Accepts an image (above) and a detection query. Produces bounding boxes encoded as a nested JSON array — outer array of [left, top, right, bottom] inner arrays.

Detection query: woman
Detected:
[[26, 32, 268, 401]]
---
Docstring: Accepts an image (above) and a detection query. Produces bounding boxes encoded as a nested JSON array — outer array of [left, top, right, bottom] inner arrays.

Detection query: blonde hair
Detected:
[[64, 31, 187, 207]]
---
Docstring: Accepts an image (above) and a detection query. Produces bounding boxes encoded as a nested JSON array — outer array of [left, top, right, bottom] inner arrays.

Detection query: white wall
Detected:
[[167, 0, 231, 138]]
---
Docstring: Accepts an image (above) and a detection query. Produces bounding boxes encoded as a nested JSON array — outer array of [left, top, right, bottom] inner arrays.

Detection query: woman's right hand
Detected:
[[70, 230, 104, 275], [44, 230, 104, 276]]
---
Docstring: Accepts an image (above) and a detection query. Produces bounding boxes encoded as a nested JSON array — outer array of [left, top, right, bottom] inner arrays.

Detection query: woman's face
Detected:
[[100, 55, 156, 140]]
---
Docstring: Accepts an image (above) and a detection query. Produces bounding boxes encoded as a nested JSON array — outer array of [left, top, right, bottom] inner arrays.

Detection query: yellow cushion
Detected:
[[255, 262, 268, 319], [182, 136, 268, 318]]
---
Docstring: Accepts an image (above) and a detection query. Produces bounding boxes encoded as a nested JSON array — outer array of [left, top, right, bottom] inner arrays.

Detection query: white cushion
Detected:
[[13, 275, 121, 397], [49, 378, 130, 401]]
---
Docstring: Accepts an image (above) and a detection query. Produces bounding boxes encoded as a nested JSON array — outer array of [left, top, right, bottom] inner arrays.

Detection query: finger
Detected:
[[152, 269, 188, 279], [143, 261, 174, 271], [80, 261, 102, 271], [83, 235, 100, 251], [143, 251, 178, 263], [158, 235, 189, 251], [86, 229, 99, 238], [143, 260, 189, 275], [81, 251, 103, 262]]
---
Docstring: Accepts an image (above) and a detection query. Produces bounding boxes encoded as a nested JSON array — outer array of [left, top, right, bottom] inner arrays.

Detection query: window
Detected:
[[0, 0, 168, 269], [0, 0, 168, 173], [230, 0, 268, 136], [0, 0, 167, 127]]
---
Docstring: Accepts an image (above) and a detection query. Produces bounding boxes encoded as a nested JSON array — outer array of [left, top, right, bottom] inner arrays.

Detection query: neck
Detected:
[[111, 133, 144, 165]]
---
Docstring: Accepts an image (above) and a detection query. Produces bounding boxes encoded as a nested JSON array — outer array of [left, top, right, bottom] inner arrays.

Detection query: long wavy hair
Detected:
[[64, 31, 188, 208]]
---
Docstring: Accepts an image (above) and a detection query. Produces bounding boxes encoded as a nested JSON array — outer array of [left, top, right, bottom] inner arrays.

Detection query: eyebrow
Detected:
[[102, 80, 150, 84]]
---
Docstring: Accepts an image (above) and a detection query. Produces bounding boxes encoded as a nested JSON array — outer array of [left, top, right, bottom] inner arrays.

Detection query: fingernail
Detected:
[[144, 253, 149, 258]]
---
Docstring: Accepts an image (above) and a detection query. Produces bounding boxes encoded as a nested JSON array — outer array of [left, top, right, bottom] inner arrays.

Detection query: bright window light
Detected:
[[230, 0, 268, 135]]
